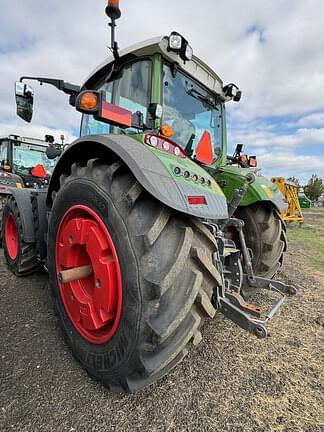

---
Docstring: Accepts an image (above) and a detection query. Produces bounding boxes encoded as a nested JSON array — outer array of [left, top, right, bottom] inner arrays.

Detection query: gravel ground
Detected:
[[1, 212, 323, 432]]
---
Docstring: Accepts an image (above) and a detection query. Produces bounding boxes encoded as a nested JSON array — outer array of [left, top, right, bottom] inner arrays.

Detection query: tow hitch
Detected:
[[218, 276, 296, 339], [208, 217, 297, 339]]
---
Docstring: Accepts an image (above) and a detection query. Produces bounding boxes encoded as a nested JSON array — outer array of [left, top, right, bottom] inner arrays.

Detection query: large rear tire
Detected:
[[236, 202, 287, 278], [47, 158, 220, 393], [2, 196, 41, 276]]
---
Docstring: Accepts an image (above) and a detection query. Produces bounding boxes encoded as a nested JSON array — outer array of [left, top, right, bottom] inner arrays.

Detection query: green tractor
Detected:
[[0, 134, 61, 253], [298, 191, 312, 208], [3, 1, 295, 392]]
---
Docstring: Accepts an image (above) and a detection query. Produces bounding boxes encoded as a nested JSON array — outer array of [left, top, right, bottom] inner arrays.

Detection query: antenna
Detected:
[[105, 0, 121, 60]]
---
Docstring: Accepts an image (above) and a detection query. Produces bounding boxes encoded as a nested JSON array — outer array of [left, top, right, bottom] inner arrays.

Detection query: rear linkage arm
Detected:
[[206, 173, 297, 339]]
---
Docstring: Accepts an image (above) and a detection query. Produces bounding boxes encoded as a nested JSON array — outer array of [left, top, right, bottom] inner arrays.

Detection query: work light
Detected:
[[169, 33, 182, 50], [168, 32, 193, 62], [223, 83, 242, 102], [185, 44, 193, 61]]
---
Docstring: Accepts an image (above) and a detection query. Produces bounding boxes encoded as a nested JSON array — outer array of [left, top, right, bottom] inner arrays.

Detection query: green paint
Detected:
[[210, 103, 227, 170], [151, 54, 162, 104], [216, 165, 284, 206], [127, 133, 224, 197], [298, 194, 312, 208], [151, 54, 162, 130], [149, 146, 224, 196]]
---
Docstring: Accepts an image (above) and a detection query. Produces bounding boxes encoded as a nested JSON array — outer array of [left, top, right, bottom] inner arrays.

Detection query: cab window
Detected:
[[80, 60, 151, 137], [0, 140, 9, 166], [162, 63, 223, 160], [114, 60, 151, 120]]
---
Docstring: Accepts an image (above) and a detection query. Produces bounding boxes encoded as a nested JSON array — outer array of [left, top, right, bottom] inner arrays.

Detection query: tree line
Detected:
[[287, 175, 324, 201]]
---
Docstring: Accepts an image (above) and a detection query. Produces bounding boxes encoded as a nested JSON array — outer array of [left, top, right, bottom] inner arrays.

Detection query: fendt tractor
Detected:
[[0, 134, 61, 252], [2, 1, 296, 393]]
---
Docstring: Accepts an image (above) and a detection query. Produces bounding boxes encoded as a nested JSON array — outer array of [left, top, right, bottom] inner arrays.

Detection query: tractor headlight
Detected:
[[168, 32, 193, 62], [169, 33, 182, 50], [185, 44, 193, 61]]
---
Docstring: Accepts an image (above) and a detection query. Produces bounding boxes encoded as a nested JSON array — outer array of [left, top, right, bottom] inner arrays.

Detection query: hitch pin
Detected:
[[58, 265, 93, 283]]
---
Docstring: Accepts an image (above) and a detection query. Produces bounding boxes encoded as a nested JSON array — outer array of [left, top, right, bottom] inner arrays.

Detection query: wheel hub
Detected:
[[55, 205, 123, 344], [5, 213, 19, 260]]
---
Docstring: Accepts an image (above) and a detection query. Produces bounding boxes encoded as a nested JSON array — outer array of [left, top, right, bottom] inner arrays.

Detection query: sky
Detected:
[[0, 0, 323, 185]]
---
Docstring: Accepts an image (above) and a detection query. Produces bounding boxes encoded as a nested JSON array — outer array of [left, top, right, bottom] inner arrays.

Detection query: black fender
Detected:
[[47, 135, 229, 219]]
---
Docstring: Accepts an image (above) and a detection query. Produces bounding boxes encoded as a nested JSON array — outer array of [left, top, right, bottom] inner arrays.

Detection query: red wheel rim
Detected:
[[5, 213, 19, 260], [55, 205, 123, 345]]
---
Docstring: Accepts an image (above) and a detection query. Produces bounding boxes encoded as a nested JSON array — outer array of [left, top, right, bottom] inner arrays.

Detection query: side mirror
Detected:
[[15, 81, 34, 123], [46, 145, 62, 160]]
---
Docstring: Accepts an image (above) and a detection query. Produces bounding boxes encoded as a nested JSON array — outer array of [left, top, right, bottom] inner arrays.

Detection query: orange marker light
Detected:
[[160, 124, 174, 138], [79, 92, 99, 111], [108, 0, 119, 5], [239, 155, 248, 163]]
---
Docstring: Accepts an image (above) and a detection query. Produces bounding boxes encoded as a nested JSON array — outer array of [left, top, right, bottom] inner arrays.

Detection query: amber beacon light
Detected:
[[106, 0, 121, 20]]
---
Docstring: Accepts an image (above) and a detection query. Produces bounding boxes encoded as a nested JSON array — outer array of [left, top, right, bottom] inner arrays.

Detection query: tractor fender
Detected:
[[47, 135, 229, 219], [5, 188, 36, 243], [216, 167, 288, 212]]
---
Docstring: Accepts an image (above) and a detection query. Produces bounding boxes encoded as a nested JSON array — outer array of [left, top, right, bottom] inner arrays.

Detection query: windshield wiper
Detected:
[[186, 88, 218, 109]]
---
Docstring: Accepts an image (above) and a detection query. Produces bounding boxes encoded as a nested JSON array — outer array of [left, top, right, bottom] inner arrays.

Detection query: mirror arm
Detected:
[[19, 76, 80, 96]]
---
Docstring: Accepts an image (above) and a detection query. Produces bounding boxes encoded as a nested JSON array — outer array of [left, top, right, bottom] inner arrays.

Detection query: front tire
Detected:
[[47, 158, 220, 393], [236, 202, 287, 278]]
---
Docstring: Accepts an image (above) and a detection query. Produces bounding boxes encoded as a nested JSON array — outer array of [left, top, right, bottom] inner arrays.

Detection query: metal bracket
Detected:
[[218, 274, 297, 339], [203, 218, 297, 339], [242, 274, 297, 296], [219, 296, 268, 338]]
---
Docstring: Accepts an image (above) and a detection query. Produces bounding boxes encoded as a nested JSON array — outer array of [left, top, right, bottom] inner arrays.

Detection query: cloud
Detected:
[[228, 125, 324, 151], [0, 0, 323, 184], [288, 112, 324, 128], [259, 153, 324, 185]]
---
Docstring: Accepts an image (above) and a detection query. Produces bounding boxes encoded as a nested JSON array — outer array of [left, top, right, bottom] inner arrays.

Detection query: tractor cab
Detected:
[[0, 135, 60, 189], [79, 33, 241, 171]]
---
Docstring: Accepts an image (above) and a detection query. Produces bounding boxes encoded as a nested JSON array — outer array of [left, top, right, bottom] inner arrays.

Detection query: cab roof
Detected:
[[83, 35, 226, 99], [0, 135, 49, 148]]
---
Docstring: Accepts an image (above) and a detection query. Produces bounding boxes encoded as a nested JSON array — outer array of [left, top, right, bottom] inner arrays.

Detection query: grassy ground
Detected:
[[287, 208, 324, 269], [1, 209, 323, 431]]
